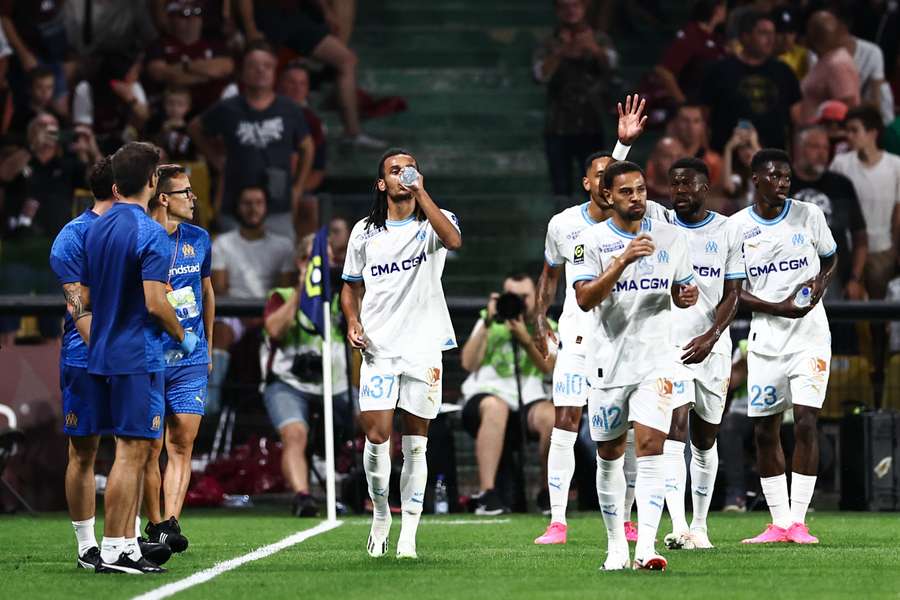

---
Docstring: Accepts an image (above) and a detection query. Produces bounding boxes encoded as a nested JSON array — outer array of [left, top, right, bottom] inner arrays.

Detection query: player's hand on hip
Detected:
[[621, 233, 654, 264], [347, 320, 367, 349], [673, 283, 699, 308]]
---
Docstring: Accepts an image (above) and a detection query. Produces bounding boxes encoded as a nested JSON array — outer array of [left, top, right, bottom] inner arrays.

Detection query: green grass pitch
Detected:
[[3, 510, 900, 599]]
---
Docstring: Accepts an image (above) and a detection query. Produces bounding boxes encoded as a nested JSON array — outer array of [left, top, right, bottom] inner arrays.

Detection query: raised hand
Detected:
[[617, 94, 648, 146]]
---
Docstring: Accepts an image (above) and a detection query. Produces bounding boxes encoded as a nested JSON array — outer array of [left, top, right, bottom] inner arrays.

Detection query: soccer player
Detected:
[[81, 142, 199, 574], [142, 164, 214, 553], [571, 161, 698, 571], [729, 149, 837, 544], [341, 148, 461, 560], [532, 95, 649, 544], [658, 158, 744, 550]]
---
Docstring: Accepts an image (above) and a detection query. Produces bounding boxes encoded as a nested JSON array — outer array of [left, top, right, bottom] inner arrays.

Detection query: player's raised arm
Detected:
[[402, 171, 462, 251]]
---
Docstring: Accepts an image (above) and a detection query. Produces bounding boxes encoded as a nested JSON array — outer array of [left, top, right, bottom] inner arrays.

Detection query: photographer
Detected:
[[460, 273, 557, 515], [260, 233, 351, 518]]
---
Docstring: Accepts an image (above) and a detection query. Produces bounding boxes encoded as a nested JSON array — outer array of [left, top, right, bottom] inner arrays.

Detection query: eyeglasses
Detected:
[[165, 187, 194, 198]]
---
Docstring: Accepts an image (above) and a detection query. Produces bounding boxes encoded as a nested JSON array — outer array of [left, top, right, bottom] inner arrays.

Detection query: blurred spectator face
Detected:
[[845, 117, 878, 151], [164, 90, 191, 121], [502, 276, 537, 319], [242, 49, 277, 92], [31, 74, 54, 108], [742, 18, 776, 60], [328, 217, 350, 263], [794, 128, 830, 177], [650, 137, 686, 177], [555, 0, 586, 27], [295, 235, 314, 274], [170, 4, 203, 44], [236, 187, 267, 228], [279, 67, 310, 105], [27, 113, 60, 151], [673, 106, 708, 148], [736, 143, 755, 168], [164, 173, 196, 222]]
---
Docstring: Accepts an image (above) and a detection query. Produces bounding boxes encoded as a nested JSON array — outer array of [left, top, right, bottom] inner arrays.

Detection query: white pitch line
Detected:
[[131, 519, 343, 600], [346, 518, 511, 526]]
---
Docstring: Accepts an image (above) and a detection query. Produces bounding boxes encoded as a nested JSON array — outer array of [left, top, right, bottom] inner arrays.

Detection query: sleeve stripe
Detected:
[[544, 252, 561, 267], [819, 246, 837, 258], [341, 274, 363, 282], [724, 272, 747, 280], [571, 274, 596, 284], [674, 274, 695, 285]]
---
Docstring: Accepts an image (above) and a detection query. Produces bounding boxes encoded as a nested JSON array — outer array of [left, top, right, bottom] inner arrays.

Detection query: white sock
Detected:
[[135, 516, 142, 539], [547, 428, 578, 525], [623, 429, 637, 520], [125, 537, 142, 558], [100, 536, 125, 563], [760, 474, 791, 529], [790, 472, 817, 525], [663, 440, 688, 534], [689, 442, 718, 532], [596, 454, 628, 554], [364, 438, 392, 517], [635, 455, 666, 559], [72, 517, 98, 556], [399, 435, 428, 546]]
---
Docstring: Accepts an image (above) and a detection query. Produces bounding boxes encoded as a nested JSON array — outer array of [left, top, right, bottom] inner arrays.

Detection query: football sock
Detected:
[[663, 440, 688, 534], [635, 455, 666, 559], [790, 472, 817, 525], [134, 516, 141, 539], [547, 428, 578, 525], [623, 430, 637, 519], [399, 436, 428, 547], [100, 537, 125, 564], [72, 517, 98, 556], [364, 438, 392, 518], [760, 474, 791, 529], [596, 454, 627, 554], [124, 537, 142, 559], [689, 442, 718, 532]]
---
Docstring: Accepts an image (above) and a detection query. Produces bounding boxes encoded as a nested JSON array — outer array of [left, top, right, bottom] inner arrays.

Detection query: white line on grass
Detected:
[[131, 519, 343, 600], [346, 518, 511, 526]]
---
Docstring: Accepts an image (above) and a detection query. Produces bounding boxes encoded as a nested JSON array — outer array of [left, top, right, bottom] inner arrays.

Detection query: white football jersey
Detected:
[[544, 200, 671, 352], [342, 210, 460, 358], [729, 199, 837, 356], [570, 217, 695, 388], [670, 211, 746, 358]]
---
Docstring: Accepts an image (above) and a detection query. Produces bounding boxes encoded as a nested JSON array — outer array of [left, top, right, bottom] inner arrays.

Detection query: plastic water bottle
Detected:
[[434, 474, 449, 514], [164, 348, 184, 365], [793, 286, 812, 308], [399, 165, 419, 187]]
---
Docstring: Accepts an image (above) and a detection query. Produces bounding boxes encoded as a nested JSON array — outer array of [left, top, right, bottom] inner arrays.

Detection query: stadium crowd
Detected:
[[1, 0, 900, 531]]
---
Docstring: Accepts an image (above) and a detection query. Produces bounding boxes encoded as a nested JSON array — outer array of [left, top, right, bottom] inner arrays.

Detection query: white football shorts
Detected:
[[746, 347, 831, 417], [588, 377, 676, 442], [670, 353, 731, 425], [552, 347, 589, 407], [358, 352, 443, 420]]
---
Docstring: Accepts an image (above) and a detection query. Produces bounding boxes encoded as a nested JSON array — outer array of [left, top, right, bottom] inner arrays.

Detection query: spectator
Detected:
[[830, 105, 900, 301], [772, 6, 813, 82], [209, 184, 295, 412], [669, 103, 723, 186], [279, 62, 327, 194], [839, 15, 896, 125], [0, 113, 100, 239], [189, 41, 314, 239], [812, 99, 851, 160], [720, 122, 761, 214], [149, 86, 197, 162], [460, 273, 556, 515], [653, 0, 726, 105], [71, 51, 150, 155], [237, 0, 385, 149], [145, 1, 235, 115], [533, 0, 618, 197], [328, 214, 349, 269], [700, 9, 801, 152], [7, 66, 61, 143], [62, 0, 157, 58], [0, 0, 69, 116], [260, 233, 351, 518], [796, 10, 860, 126], [644, 136, 686, 204]]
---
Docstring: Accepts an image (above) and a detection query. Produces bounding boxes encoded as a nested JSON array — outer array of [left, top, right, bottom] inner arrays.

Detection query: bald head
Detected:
[[650, 136, 686, 183], [807, 10, 843, 54]]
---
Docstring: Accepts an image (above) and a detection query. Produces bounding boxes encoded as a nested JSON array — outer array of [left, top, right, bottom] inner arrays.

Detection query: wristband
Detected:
[[612, 140, 631, 161]]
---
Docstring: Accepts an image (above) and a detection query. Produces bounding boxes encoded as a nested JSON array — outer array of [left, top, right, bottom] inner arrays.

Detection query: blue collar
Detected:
[[607, 217, 650, 239], [580, 202, 600, 225], [386, 215, 416, 227], [674, 211, 715, 229], [750, 199, 791, 226]]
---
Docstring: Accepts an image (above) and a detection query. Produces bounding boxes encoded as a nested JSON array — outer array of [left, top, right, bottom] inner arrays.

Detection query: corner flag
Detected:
[[299, 225, 332, 335]]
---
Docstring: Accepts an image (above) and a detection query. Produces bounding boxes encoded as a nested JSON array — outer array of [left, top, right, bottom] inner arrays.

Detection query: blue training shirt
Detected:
[[49, 209, 99, 368], [82, 202, 170, 375], [161, 222, 212, 366]]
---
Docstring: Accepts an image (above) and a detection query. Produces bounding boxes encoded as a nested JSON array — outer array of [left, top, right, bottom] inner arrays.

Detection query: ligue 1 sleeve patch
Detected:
[[573, 244, 585, 264]]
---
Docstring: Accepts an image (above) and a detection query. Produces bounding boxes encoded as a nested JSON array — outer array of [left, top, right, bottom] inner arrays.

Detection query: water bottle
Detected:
[[434, 474, 449, 515], [793, 286, 812, 308], [222, 494, 254, 508], [164, 348, 184, 366], [399, 165, 419, 187]]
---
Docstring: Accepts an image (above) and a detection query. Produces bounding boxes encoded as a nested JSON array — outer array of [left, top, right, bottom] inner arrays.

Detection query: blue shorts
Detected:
[[263, 379, 351, 431], [61, 365, 110, 436], [164, 364, 209, 416], [91, 372, 165, 439]]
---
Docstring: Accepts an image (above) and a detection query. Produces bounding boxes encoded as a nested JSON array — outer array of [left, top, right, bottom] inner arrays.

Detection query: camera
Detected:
[[291, 351, 323, 382], [494, 292, 525, 322]]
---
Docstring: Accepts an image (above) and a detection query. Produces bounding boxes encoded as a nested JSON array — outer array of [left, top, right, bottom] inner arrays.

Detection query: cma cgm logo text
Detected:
[[614, 278, 670, 292], [370, 251, 427, 277], [748, 257, 808, 277], [694, 265, 721, 278]]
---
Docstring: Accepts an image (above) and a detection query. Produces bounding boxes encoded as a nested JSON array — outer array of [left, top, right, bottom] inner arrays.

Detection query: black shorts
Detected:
[[255, 6, 329, 56], [461, 393, 546, 446]]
